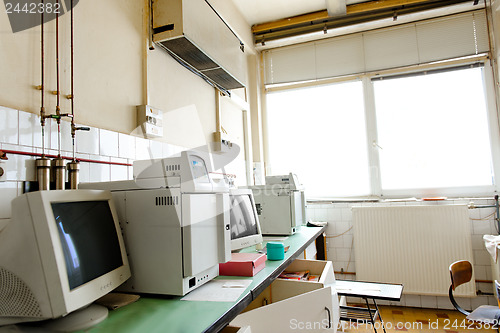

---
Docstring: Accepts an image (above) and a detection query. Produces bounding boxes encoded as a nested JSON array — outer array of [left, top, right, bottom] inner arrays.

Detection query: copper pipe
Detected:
[[37, 1, 50, 191], [40, 0, 45, 157], [55, 4, 61, 158], [70, 0, 75, 160]]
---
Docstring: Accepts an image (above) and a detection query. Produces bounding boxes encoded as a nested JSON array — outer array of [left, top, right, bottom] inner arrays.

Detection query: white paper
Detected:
[[181, 279, 252, 302]]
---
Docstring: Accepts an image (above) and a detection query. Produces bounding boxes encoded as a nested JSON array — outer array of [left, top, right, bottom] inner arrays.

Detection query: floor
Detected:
[[340, 306, 498, 332]]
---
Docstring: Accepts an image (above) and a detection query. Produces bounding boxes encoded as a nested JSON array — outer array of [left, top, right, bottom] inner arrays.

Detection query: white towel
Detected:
[[483, 235, 500, 262]]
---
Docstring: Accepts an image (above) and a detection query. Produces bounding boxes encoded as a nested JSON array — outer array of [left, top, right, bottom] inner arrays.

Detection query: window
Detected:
[[373, 66, 495, 194], [265, 63, 499, 198], [266, 81, 370, 197]]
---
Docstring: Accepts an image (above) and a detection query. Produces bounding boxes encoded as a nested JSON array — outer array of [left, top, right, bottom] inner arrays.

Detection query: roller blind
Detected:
[[263, 10, 489, 85]]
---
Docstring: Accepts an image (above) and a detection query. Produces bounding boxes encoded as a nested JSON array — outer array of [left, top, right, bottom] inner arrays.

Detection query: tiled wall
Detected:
[[0, 106, 185, 227], [307, 199, 499, 310]]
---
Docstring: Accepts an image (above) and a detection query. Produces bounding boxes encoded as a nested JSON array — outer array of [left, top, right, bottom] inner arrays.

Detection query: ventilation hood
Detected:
[[152, 0, 246, 93]]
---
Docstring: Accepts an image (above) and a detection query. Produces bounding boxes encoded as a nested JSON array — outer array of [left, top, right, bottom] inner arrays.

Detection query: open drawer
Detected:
[[231, 259, 339, 332]]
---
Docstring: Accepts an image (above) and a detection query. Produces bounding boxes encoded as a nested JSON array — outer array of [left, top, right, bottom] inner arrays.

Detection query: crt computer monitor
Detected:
[[229, 189, 263, 251], [0, 189, 130, 329]]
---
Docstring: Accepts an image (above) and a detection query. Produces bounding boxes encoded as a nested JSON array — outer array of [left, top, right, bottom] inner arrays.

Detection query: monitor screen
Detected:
[[51, 201, 123, 290], [230, 194, 259, 240], [189, 154, 210, 183]]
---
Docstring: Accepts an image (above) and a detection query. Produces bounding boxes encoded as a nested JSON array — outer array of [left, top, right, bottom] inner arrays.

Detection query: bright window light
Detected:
[[266, 81, 370, 197], [373, 67, 494, 191]]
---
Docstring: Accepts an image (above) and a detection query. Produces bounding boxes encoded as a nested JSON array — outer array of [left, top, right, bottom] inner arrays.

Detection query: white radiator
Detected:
[[352, 205, 475, 296]]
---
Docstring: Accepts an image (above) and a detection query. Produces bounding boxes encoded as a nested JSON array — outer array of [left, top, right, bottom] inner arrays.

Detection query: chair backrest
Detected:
[[449, 260, 473, 290]]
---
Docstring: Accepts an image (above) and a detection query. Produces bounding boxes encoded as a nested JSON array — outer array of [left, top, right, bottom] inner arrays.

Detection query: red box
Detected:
[[219, 252, 267, 277]]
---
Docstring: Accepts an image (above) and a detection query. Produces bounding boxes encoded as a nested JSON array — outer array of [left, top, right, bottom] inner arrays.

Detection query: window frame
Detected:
[[263, 59, 500, 199]]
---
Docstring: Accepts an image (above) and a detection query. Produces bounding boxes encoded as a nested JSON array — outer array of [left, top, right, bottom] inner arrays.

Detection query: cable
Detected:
[[325, 226, 353, 239]]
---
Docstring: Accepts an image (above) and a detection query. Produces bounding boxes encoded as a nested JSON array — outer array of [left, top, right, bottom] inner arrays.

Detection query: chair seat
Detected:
[[466, 305, 500, 324]]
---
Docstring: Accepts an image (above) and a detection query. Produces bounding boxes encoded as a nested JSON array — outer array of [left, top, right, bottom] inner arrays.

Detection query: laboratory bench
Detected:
[[85, 225, 327, 333]]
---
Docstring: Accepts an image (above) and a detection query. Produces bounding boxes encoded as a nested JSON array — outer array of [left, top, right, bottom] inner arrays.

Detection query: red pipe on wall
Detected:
[[1, 149, 132, 167]]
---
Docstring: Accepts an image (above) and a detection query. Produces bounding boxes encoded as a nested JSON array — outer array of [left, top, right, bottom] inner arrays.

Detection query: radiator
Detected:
[[352, 205, 475, 296]]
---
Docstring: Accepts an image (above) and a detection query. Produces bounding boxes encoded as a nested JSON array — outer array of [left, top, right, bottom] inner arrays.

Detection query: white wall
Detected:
[[0, 0, 259, 187]]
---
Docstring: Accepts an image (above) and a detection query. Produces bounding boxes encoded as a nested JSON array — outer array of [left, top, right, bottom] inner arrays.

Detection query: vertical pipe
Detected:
[[37, 0, 50, 191], [53, 6, 65, 189], [55, 4, 61, 156], [67, 0, 80, 190]]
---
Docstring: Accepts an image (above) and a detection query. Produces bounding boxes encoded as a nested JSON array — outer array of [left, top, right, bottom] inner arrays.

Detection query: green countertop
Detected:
[[86, 226, 326, 333]]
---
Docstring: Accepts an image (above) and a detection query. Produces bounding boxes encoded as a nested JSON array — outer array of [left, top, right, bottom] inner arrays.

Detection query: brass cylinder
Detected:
[[67, 161, 80, 190], [52, 158, 66, 190], [36, 158, 51, 191]]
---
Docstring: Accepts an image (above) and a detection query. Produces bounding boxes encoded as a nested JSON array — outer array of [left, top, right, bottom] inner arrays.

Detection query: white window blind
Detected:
[[263, 10, 489, 85]]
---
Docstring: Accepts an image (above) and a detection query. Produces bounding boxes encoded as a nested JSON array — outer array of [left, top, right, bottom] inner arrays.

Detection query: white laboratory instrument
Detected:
[[248, 173, 306, 235], [80, 150, 231, 296]]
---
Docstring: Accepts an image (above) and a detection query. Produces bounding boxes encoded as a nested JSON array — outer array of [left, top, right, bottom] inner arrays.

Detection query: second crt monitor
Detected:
[[229, 189, 263, 251]]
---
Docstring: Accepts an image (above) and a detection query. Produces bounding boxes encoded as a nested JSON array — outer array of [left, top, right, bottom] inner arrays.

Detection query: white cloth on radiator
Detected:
[[483, 234, 500, 263]]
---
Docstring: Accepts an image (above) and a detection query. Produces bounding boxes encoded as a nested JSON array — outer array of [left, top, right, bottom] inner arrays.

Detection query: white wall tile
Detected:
[[335, 221, 351, 235], [135, 137, 151, 160], [472, 220, 494, 235], [1, 144, 35, 181], [76, 153, 90, 184], [471, 234, 486, 250], [150, 140, 163, 159], [88, 155, 110, 182], [341, 208, 352, 221], [110, 157, 129, 181], [476, 282, 494, 294], [76, 126, 99, 155], [0, 106, 18, 145], [48, 118, 59, 151], [468, 207, 481, 220], [315, 208, 327, 221], [343, 234, 353, 247], [471, 295, 490, 310], [118, 133, 136, 159], [127, 160, 133, 180], [420, 296, 438, 309], [47, 119, 73, 154], [334, 248, 351, 262], [19, 111, 44, 149], [474, 265, 488, 280], [474, 249, 493, 266], [163, 143, 176, 157], [100, 129, 119, 157], [436, 296, 454, 310], [61, 120, 73, 154], [404, 295, 421, 307], [0, 182, 18, 218]]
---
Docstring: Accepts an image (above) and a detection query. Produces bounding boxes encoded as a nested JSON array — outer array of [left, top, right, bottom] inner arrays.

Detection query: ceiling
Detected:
[[229, 0, 480, 49], [230, 0, 368, 26]]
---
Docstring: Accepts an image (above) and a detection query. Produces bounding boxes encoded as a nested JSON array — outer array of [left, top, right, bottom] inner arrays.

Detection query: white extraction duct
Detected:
[[152, 0, 246, 93]]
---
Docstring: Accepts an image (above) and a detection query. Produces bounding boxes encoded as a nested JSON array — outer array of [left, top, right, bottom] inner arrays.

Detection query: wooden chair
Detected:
[[449, 260, 500, 331]]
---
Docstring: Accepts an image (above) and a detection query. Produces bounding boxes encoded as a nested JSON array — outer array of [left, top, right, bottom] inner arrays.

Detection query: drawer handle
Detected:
[[325, 306, 332, 329]]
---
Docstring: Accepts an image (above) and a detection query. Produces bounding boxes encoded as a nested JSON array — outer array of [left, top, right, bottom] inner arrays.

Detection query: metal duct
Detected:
[[152, 0, 246, 94]]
